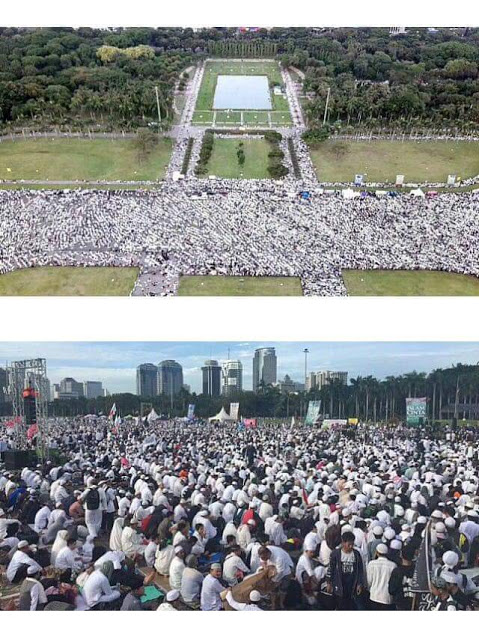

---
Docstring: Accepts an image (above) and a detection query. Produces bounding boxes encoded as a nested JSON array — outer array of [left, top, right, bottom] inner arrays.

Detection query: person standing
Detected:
[[366, 543, 396, 610], [80, 484, 103, 538], [327, 531, 366, 610]]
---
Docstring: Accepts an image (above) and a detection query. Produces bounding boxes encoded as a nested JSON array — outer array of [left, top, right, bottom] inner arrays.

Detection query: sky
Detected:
[[1, 342, 479, 394]]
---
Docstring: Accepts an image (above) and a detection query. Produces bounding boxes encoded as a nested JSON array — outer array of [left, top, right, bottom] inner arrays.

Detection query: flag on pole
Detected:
[[108, 403, 117, 422]]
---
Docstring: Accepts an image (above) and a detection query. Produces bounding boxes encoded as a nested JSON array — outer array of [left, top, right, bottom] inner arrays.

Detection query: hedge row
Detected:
[[181, 138, 195, 175], [287, 138, 302, 179], [195, 131, 215, 176]]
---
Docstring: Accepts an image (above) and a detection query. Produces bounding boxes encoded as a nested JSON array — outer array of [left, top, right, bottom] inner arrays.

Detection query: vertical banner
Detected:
[[305, 400, 321, 426], [406, 398, 427, 426], [229, 402, 240, 421], [187, 404, 195, 420]]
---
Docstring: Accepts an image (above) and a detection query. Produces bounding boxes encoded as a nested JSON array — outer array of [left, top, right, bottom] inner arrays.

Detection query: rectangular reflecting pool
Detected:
[[213, 75, 272, 110]]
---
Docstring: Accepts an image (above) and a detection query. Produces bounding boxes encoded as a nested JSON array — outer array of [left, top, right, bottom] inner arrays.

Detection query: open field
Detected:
[[177, 275, 303, 296], [0, 267, 139, 296], [193, 60, 291, 126], [342, 270, 479, 296], [206, 138, 271, 179], [0, 138, 173, 181], [309, 140, 479, 184]]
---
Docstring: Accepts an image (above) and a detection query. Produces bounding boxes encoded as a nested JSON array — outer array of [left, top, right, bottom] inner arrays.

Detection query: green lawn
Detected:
[[342, 270, 479, 296], [193, 60, 291, 126], [0, 267, 139, 296], [310, 140, 479, 184], [0, 138, 173, 181], [178, 275, 303, 296], [206, 138, 271, 179]]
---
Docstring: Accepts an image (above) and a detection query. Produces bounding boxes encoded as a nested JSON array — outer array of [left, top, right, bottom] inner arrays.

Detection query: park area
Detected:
[[342, 270, 479, 296], [0, 267, 139, 295], [192, 60, 291, 127], [309, 139, 479, 184], [177, 276, 303, 296], [206, 138, 271, 179], [0, 137, 173, 182]]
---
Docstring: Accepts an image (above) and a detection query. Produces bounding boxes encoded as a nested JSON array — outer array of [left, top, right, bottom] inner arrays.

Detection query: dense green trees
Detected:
[[0, 27, 477, 132]]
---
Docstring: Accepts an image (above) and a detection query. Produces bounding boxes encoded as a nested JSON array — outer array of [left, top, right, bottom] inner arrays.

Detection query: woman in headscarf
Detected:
[[50, 530, 69, 565], [109, 517, 124, 552], [82, 560, 121, 610]]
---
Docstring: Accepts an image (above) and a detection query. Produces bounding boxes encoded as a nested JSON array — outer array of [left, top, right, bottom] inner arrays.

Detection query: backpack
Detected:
[[86, 488, 100, 510]]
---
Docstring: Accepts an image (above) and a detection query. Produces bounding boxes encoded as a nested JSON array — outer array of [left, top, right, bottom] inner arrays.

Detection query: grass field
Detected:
[[0, 138, 173, 181], [0, 267, 139, 296], [193, 60, 292, 127], [206, 138, 271, 179], [310, 140, 479, 183], [177, 275, 303, 296], [342, 270, 479, 296]]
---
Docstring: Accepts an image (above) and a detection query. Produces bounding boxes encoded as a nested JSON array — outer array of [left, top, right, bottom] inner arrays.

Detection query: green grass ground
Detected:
[[206, 138, 271, 179], [342, 270, 479, 296], [310, 140, 479, 183], [0, 267, 139, 296], [193, 60, 291, 126], [0, 138, 173, 181], [177, 275, 303, 296]]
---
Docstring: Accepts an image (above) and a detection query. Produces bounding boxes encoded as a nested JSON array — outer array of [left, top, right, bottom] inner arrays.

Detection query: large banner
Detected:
[[187, 404, 195, 420], [230, 402, 240, 421], [243, 418, 257, 428], [305, 400, 321, 426], [406, 397, 427, 426]]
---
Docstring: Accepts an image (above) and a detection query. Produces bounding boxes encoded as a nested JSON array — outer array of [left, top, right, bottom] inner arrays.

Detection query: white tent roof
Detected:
[[209, 407, 234, 422], [147, 408, 159, 423], [342, 188, 357, 199], [410, 188, 425, 198]]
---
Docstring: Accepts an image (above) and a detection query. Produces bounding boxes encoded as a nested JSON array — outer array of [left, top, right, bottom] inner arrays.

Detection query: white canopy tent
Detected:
[[209, 407, 234, 422]]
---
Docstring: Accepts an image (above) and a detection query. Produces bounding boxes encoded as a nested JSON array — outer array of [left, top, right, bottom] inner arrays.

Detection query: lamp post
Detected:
[[303, 348, 309, 419]]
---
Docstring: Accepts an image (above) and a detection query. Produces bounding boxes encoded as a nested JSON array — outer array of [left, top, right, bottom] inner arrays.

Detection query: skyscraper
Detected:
[[85, 381, 104, 399], [158, 360, 183, 397], [202, 360, 221, 396], [59, 377, 84, 398], [136, 363, 158, 397], [253, 347, 277, 391], [222, 360, 243, 396], [0, 367, 8, 404]]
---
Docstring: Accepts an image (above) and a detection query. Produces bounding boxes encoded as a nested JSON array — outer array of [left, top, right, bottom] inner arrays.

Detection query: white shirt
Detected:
[[367, 556, 396, 604], [223, 553, 250, 585], [7, 550, 42, 582], [169, 556, 185, 590], [200, 574, 224, 611], [55, 546, 83, 572], [83, 569, 119, 608], [226, 590, 261, 611]]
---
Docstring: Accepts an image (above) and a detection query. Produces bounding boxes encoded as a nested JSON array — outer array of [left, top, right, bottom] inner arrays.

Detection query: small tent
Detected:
[[209, 407, 234, 423], [410, 188, 425, 198]]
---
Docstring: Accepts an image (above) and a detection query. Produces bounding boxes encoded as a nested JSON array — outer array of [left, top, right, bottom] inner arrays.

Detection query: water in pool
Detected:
[[213, 75, 272, 110]]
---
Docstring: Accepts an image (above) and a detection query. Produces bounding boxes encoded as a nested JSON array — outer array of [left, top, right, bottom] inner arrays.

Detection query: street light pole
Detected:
[[154, 86, 162, 132], [323, 87, 331, 126], [303, 348, 309, 420]]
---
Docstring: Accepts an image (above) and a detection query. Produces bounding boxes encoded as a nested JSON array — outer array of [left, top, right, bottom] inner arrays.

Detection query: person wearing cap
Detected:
[[169, 546, 186, 590], [225, 587, 263, 611], [223, 545, 250, 586], [18, 565, 48, 611], [367, 543, 396, 609], [157, 589, 182, 611], [200, 563, 225, 611], [368, 525, 384, 560], [6, 540, 43, 584], [180, 554, 204, 608]]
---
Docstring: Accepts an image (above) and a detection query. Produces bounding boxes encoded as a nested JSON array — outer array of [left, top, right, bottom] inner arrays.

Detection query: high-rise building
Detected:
[[158, 360, 183, 397], [308, 370, 348, 390], [274, 374, 304, 393], [136, 363, 158, 397], [222, 360, 243, 396], [0, 367, 8, 404], [253, 347, 277, 392], [201, 360, 222, 396], [85, 381, 104, 399], [59, 377, 84, 398]]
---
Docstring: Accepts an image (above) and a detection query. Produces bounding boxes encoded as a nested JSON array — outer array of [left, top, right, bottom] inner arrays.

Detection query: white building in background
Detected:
[[222, 360, 243, 396], [306, 370, 348, 391], [389, 27, 407, 36]]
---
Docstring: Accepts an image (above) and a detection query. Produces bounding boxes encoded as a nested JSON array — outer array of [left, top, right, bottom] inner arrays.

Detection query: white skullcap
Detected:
[[431, 510, 444, 519], [250, 590, 261, 602], [27, 565, 39, 576], [304, 539, 317, 552], [166, 589, 180, 602], [445, 517, 456, 529], [18, 540, 29, 549], [247, 519, 256, 526], [390, 539, 402, 550], [384, 527, 396, 540], [417, 516, 427, 524], [174, 546, 184, 554], [372, 525, 383, 536], [442, 551, 459, 568], [435, 522, 446, 533], [376, 543, 389, 555]]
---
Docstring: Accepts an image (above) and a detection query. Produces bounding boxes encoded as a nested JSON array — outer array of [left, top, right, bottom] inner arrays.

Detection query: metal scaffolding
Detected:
[[7, 358, 49, 462]]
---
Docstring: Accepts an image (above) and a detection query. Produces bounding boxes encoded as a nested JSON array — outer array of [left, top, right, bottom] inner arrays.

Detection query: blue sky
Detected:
[[0, 342, 478, 394]]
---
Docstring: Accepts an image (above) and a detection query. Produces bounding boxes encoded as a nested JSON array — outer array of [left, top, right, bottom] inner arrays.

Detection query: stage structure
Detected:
[[7, 358, 49, 462]]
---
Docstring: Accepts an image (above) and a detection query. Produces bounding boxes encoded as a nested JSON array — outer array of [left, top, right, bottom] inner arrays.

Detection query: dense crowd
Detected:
[[0, 187, 478, 296], [1, 417, 479, 611]]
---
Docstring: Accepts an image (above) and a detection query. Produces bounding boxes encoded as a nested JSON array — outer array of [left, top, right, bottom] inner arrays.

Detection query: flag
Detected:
[[27, 424, 38, 440], [108, 403, 117, 422], [114, 415, 121, 428]]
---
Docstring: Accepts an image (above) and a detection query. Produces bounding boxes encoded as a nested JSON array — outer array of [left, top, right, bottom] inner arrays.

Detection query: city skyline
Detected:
[[1, 342, 479, 395]]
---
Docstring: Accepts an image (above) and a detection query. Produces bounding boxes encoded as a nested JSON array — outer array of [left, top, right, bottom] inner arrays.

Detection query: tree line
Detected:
[[0, 27, 477, 133], [1, 362, 477, 423]]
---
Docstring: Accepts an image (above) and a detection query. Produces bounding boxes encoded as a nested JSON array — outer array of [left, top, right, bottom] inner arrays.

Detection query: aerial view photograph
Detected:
[[0, 26, 477, 296]]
